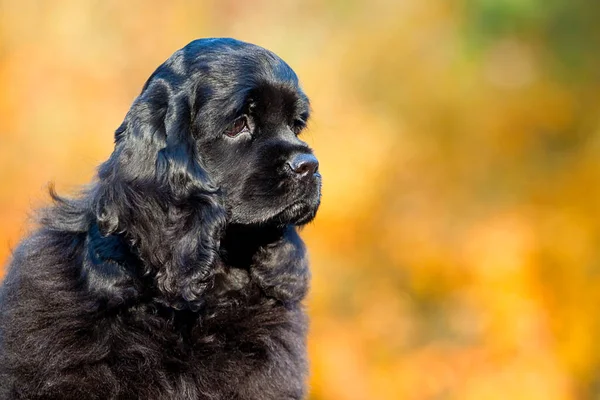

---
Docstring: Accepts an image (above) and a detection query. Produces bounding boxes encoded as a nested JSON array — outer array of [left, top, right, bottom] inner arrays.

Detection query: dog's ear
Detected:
[[93, 61, 226, 310]]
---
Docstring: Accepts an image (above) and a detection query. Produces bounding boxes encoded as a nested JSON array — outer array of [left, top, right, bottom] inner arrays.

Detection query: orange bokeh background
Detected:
[[2, 1, 600, 399]]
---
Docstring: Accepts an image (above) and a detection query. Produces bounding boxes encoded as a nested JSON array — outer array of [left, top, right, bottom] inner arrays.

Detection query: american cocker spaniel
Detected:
[[0, 38, 321, 400]]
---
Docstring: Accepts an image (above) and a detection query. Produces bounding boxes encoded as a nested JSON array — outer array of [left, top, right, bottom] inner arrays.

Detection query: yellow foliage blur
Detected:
[[1, 1, 600, 399]]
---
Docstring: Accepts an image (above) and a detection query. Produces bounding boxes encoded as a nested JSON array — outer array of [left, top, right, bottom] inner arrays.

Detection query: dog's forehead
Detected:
[[140, 39, 310, 131], [152, 38, 301, 87], [249, 81, 309, 120], [183, 40, 310, 118], [181, 39, 294, 79]]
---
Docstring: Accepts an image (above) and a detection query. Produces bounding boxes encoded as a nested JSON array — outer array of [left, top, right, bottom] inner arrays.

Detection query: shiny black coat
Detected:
[[0, 38, 321, 400]]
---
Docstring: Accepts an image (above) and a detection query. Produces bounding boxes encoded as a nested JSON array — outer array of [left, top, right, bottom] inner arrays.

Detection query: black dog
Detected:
[[0, 38, 321, 400]]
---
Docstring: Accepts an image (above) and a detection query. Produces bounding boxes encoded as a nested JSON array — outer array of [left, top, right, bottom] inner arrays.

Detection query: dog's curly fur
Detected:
[[0, 38, 321, 399]]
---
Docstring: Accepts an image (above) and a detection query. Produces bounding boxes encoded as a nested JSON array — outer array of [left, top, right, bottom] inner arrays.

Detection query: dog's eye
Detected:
[[225, 116, 250, 137], [291, 119, 306, 134]]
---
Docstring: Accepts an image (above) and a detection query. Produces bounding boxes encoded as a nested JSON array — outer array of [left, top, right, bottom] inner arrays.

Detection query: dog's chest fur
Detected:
[[0, 246, 308, 400], [109, 295, 307, 399], [112, 286, 307, 399]]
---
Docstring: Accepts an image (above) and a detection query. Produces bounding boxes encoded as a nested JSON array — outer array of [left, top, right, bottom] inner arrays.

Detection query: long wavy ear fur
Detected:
[[91, 53, 227, 310]]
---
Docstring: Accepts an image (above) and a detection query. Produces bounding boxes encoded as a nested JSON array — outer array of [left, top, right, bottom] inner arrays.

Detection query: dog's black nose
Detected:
[[288, 154, 319, 178]]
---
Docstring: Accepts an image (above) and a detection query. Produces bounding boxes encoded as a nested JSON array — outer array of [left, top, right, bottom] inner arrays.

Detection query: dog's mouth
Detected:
[[275, 201, 316, 225], [272, 185, 321, 226], [274, 175, 321, 226], [225, 173, 321, 227]]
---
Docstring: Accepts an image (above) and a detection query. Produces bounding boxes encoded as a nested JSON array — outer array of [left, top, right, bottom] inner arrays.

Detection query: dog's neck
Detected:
[[84, 221, 288, 305], [87, 222, 286, 266], [219, 224, 288, 268]]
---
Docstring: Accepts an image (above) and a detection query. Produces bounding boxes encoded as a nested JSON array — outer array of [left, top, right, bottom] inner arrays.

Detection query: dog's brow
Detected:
[[299, 111, 309, 122], [295, 96, 310, 120]]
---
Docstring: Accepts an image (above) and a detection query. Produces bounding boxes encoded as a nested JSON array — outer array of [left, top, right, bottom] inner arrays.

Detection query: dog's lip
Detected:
[[275, 198, 319, 225], [282, 202, 308, 214]]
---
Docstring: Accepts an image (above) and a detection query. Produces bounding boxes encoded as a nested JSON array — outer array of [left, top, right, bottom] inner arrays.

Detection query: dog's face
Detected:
[[199, 84, 320, 227], [184, 39, 321, 227]]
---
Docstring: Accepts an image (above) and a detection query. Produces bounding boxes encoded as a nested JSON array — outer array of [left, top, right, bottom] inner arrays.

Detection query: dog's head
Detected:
[[110, 38, 320, 228], [92, 38, 320, 308]]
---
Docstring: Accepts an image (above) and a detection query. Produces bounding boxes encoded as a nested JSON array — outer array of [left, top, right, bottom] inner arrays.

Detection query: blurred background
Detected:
[[1, 0, 600, 398]]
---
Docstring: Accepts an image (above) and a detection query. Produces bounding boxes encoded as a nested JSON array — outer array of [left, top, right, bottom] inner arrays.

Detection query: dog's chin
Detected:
[[271, 200, 319, 227], [231, 198, 320, 229]]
